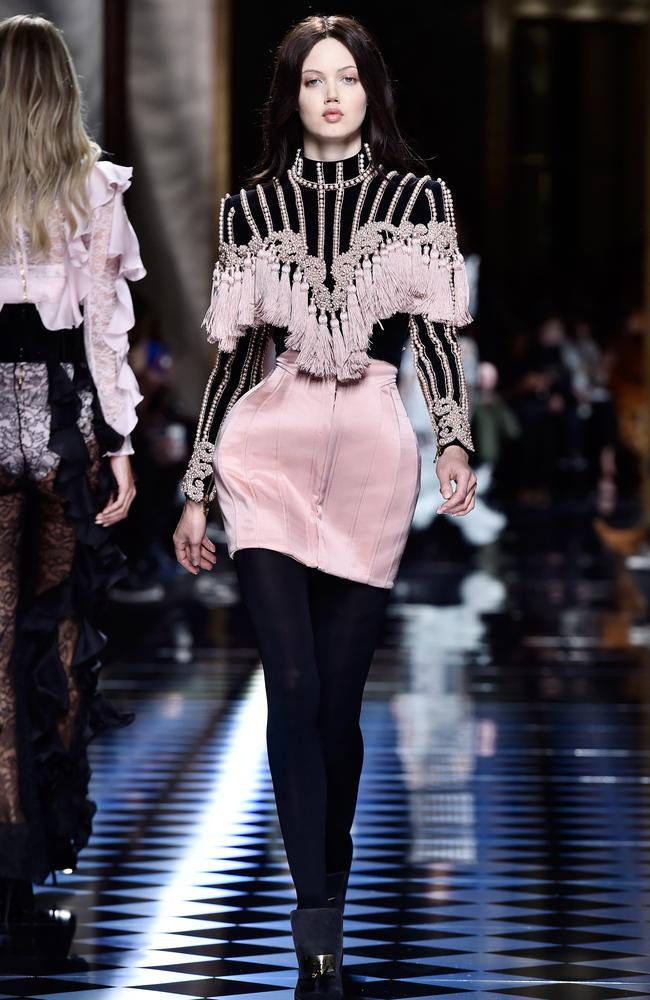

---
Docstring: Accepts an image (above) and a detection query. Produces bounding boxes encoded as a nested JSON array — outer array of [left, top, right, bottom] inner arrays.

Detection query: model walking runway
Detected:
[[174, 14, 477, 997]]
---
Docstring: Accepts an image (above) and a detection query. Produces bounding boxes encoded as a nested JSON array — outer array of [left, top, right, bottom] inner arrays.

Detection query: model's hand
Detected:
[[173, 500, 217, 574], [436, 445, 477, 516], [96, 455, 137, 526]]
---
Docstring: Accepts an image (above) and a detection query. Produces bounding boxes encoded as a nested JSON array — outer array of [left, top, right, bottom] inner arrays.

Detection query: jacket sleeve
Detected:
[[83, 171, 146, 457], [406, 178, 475, 460], [180, 329, 269, 502], [181, 194, 269, 503]]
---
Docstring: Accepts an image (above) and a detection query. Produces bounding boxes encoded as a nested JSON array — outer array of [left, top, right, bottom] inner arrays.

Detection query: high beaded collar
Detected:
[[289, 143, 376, 189]]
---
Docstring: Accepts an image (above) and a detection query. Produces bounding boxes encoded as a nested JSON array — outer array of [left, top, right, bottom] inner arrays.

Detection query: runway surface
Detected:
[[2, 500, 650, 999]]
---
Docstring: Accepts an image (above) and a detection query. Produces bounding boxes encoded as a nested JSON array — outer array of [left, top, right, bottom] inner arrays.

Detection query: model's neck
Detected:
[[301, 134, 363, 162]]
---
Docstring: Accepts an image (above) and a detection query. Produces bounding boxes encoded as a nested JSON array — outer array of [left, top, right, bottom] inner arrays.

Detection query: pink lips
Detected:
[[323, 110, 342, 121]]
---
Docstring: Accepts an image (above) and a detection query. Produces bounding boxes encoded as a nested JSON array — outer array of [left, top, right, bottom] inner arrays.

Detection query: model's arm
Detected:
[[175, 193, 270, 574], [180, 191, 271, 504], [83, 168, 146, 457], [405, 177, 475, 461], [408, 315, 474, 460], [180, 326, 269, 504]]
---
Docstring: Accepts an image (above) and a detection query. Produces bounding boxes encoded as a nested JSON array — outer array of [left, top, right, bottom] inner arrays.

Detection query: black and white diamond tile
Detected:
[[2, 505, 650, 999]]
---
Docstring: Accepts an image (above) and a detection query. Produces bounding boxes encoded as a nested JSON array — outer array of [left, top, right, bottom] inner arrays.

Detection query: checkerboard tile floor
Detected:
[[2, 506, 650, 999]]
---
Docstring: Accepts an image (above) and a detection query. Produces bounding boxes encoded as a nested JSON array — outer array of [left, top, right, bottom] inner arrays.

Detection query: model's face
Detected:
[[298, 38, 367, 147]]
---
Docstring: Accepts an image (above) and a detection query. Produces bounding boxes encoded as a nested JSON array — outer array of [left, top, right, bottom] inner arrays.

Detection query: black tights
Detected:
[[232, 547, 392, 909]]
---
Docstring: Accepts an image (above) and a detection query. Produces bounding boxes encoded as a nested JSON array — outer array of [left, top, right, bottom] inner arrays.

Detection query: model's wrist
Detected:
[[437, 443, 468, 461], [185, 497, 207, 515]]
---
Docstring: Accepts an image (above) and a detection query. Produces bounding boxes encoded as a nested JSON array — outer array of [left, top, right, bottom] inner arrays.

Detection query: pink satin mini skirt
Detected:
[[213, 348, 421, 588]]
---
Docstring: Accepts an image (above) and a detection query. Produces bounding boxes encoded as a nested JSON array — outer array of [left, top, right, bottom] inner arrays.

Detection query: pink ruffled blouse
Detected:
[[0, 161, 146, 456]]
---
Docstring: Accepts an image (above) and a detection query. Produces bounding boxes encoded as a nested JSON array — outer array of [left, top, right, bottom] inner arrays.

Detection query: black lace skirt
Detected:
[[0, 304, 133, 883]]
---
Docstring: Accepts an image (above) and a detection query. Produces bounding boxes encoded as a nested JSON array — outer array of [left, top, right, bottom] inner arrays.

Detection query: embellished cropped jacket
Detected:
[[182, 144, 475, 504]]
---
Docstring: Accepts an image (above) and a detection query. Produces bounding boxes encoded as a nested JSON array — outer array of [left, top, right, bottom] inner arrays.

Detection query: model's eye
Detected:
[[304, 78, 321, 87], [342, 76, 358, 84]]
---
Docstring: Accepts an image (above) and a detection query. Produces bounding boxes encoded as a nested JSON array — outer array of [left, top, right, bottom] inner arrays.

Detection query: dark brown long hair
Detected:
[[245, 14, 428, 187]]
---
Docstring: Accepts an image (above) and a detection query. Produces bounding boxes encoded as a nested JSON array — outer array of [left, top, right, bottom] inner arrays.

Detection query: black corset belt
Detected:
[[0, 303, 85, 363]]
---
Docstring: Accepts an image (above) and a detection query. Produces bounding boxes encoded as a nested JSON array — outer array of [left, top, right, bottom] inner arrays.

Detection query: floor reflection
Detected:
[[1, 499, 650, 999]]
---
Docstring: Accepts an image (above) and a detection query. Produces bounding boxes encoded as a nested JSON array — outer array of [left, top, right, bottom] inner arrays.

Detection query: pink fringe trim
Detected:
[[237, 259, 255, 327], [204, 236, 472, 377], [452, 254, 474, 325], [289, 268, 308, 338]]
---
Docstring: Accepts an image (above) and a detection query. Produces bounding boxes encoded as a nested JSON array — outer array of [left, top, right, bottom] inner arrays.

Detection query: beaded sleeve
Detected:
[[181, 195, 269, 504], [181, 327, 269, 503], [407, 179, 474, 460]]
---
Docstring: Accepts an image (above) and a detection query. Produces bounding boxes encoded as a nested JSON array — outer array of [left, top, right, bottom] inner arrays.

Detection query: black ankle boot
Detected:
[[325, 870, 350, 914], [290, 905, 343, 998]]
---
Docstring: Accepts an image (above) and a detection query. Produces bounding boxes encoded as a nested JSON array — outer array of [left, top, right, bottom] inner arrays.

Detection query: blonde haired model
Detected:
[[0, 15, 144, 949]]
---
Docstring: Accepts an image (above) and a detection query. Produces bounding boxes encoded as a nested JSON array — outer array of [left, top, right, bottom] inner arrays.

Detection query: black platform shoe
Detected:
[[290, 905, 344, 998], [0, 879, 34, 931], [325, 870, 350, 913], [6, 907, 77, 960], [0, 879, 76, 965]]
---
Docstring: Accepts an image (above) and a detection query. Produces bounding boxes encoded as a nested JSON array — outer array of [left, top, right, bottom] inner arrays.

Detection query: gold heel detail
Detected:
[[300, 952, 335, 978]]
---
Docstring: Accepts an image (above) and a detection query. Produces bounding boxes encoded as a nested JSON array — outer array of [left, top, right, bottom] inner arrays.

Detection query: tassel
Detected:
[[316, 310, 336, 377], [336, 312, 369, 382], [354, 260, 372, 318], [452, 254, 473, 325], [298, 306, 335, 378], [254, 248, 270, 315], [346, 283, 369, 353], [381, 241, 403, 314], [346, 349, 371, 379], [360, 256, 375, 320], [224, 268, 243, 349], [408, 243, 429, 306], [370, 243, 394, 319], [202, 266, 222, 342], [207, 267, 241, 350], [288, 267, 308, 340], [296, 303, 320, 372], [407, 239, 421, 296], [237, 258, 255, 327], [366, 246, 382, 315], [330, 313, 348, 376], [424, 251, 454, 321], [275, 261, 292, 327], [387, 241, 410, 312], [262, 257, 281, 324], [340, 309, 351, 365], [421, 247, 438, 309]]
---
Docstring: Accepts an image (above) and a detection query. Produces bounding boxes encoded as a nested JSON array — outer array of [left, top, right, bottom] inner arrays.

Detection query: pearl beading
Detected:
[[288, 170, 307, 245], [181, 328, 269, 502], [316, 161, 326, 259], [386, 173, 415, 224], [289, 142, 375, 191], [408, 315, 473, 458], [367, 171, 399, 223], [332, 161, 345, 259], [350, 172, 374, 241], [273, 177, 291, 230]]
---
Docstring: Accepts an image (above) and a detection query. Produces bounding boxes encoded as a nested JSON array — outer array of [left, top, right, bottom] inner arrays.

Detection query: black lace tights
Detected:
[[232, 547, 392, 909]]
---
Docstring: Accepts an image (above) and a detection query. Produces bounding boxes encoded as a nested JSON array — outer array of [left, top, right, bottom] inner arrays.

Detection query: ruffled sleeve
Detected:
[[75, 161, 146, 456]]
